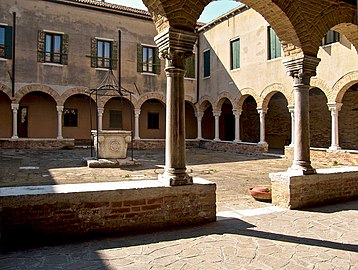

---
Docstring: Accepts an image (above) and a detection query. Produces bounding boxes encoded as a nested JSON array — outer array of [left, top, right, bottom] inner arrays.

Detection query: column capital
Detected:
[[195, 111, 204, 118], [233, 109, 242, 117], [134, 109, 141, 115], [283, 56, 321, 85], [256, 107, 268, 114], [97, 107, 104, 114], [327, 102, 343, 112], [213, 111, 221, 117], [154, 28, 198, 69], [11, 103, 19, 110], [56, 105, 64, 112], [287, 104, 295, 113]]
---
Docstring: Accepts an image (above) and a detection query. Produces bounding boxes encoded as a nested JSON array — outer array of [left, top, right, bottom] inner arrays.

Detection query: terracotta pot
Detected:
[[248, 186, 271, 201]]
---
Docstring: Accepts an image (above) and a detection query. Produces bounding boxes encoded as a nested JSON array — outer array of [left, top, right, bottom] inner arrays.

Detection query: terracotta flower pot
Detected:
[[248, 186, 272, 202]]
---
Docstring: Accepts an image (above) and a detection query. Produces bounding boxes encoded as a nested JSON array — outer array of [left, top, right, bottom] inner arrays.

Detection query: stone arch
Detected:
[[197, 95, 215, 112], [235, 87, 260, 110], [310, 78, 333, 103], [101, 95, 137, 110], [214, 91, 234, 112], [333, 71, 358, 103], [14, 84, 61, 104], [0, 83, 12, 99], [260, 83, 292, 109], [136, 92, 166, 110], [60, 87, 91, 106]]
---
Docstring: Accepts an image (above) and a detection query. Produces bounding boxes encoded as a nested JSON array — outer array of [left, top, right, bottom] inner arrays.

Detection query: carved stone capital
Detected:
[[283, 56, 321, 86], [154, 28, 197, 69]]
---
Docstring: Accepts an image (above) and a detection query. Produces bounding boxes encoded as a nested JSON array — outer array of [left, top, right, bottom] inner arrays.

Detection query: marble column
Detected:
[[195, 111, 203, 140], [213, 111, 221, 141], [11, 103, 19, 139], [283, 56, 321, 175], [134, 109, 141, 140], [233, 109, 242, 142], [288, 105, 295, 147], [97, 108, 104, 131], [257, 107, 268, 145], [154, 28, 197, 186], [328, 102, 342, 150], [56, 106, 64, 139]]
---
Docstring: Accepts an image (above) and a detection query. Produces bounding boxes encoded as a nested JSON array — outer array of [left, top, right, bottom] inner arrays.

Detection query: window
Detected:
[[63, 108, 78, 127], [37, 30, 68, 64], [137, 44, 160, 74], [268, 26, 281, 60], [109, 110, 122, 129], [322, 30, 340, 46], [0, 25, 12, 59], [203, 49, 210, 77], [90, 38, 118, 69], [230, 38, 240, 69], [45, 33, 62, 63], [185, 54, 195, 79], [148, 112, 159, 129]]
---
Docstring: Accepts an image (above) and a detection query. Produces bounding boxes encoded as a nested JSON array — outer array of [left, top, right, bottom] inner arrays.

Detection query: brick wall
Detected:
[[0, 139, 75, 149], [340, 88, 358, 150], [199, 140, 267, 154], [270, 167, 358, 209], [0, 179, 216, 247]]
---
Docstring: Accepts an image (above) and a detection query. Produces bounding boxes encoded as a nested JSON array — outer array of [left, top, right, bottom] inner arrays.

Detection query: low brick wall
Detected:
[[285, 146, 358, 166], [132, 139, 199, 149], [270, 167, 358, 209], [0, 179, 216, 247], [0, 138, 75, 149], [199, 140, 267, 155]]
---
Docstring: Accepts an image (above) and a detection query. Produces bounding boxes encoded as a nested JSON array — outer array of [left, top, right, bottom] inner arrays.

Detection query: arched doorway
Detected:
[[201, 101, 214, 140], [103, 97, 134, 131], [219, 99, 234, 141], [18, 91, 57, 138], [265, 92, 290, 151], [139, 99, 166, 139], [185, 101, 197, 139], [309, 88, 330, 148], [340, 83, 358, 150], [0, 91, 12, 138], [63, 94, 96, 143], [241, 95, 259, 143]]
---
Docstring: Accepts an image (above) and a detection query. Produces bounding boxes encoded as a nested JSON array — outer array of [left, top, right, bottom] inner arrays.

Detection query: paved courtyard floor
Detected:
[[1, 148, 357, 269]]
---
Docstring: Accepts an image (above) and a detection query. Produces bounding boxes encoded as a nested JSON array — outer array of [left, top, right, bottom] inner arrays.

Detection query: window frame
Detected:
[[0, 25, 5, 58], [203, 49, 210, 78], [0, 24, 12, 59], [321, 30, 340, 46], [267, 26, 281, 60], [230, 38, 240, 70], [96, 39, 112, 69], [45, 32, 63, 64], [142, 45, 155, 74], [63, 108, 78, 127], [184, 54, 196, 79], [147, 112, 159, 129]]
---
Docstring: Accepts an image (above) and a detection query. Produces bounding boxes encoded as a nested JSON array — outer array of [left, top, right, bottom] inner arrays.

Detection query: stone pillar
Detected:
[[328, 102, 342, 150], [97, 108, 104, 131], [213, 111, 221, 141], [11, 103, 19, 139], [257, 107, 267, 145], [233, 109, 242, 142], [154, 28, 197, 186], [56, 106, 64, 139], [195, 111, 203, 140], [283, 56, 321, 175], [134, 109, 141, 140], [288, 105, 295, 147]]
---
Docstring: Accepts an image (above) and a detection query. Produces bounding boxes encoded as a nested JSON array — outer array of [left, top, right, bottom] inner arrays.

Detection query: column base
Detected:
[[234, 139, 241, 143], [57, 136, 63, 140], [158, 168, 193, 186], [329, 145, 341, 151], [134, 136, 140, 140], [288, 160, 316, 175], [213, 138, 221, 142], [11, 136, 18, 140]]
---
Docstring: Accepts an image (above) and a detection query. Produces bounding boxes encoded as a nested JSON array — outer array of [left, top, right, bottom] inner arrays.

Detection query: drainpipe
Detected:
[[11, 12, 16, 97], [118, 29, 121, 89], [195, 37, 200, 105]]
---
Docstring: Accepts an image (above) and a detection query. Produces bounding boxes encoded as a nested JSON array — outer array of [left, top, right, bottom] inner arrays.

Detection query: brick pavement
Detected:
[[1, 148, 357, 269]]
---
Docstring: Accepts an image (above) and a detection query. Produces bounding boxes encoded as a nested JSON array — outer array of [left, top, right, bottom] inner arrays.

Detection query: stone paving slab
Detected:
[[1, 200, 357, 269]]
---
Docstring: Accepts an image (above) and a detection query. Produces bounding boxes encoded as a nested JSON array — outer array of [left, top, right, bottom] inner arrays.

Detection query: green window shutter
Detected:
[[111, 40, 118, 70], [4, 26, 12, 59], [185, 54, 195, 78], [275, 33, 281, 58], [137, 43, 143, 73], [269, 27, 281, 59], [61, 34, 69, 65], [37, 30, 45, 63], [154, 46, 161, 75], [203, 50, 210, 77], [90, 38, 97, 68], [231, 39, 240, 69]]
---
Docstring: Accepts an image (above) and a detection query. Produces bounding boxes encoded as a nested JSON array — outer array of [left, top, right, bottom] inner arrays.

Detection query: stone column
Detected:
[[56, 106, 64, 139], [97, 108, 104, 131], [233, 109, 242, 142], [154, 28, 197, 186], [134, 109, 141, 140], [328, 102, 342, 150], [288, 105, 295, 147], [11, 103, 19, 139], [195, 111, 203, 140], [213, 111, 221, 141], [283, 56, 321, 175], [257, 107, 268, 145]]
